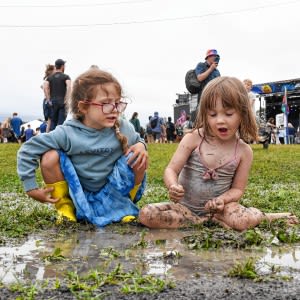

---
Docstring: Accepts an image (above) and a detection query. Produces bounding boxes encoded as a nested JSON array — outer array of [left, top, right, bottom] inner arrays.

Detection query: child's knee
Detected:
[[221, 204, 264, 231], [139, 205, 152, 226], [231, 214, 263, 231], [41, 150, 60, 170]]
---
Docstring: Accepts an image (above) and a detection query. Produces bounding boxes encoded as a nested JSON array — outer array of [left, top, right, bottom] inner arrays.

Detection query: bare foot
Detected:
[[286, 214, 299, 225]]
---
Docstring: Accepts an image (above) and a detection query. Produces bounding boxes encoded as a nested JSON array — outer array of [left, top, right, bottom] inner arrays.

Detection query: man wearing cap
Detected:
[[195, 49, 221, 100], [44, 59, 71, 131], [191, 49, 221, 121]]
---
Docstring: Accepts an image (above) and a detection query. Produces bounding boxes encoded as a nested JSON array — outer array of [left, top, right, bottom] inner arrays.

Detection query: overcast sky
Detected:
[[1, 0, 300, 126]]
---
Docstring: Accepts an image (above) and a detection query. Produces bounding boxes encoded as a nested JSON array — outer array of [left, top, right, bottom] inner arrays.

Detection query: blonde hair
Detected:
[[71, 68, 129, 153], [243, 79, 253, 86], [194, 76, 258, 142]]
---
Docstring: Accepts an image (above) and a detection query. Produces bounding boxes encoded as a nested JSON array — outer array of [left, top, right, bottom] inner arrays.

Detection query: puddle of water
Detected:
[[1, 228, 300, 284], [258, 246, 300, 277]]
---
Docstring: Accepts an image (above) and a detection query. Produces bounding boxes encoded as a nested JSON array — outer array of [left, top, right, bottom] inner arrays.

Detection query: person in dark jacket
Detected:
[[129, 112, 141, 134]]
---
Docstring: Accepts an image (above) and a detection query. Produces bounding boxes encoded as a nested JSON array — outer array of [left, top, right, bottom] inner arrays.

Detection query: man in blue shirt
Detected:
[[195, 49, 221, 100], [192, 49, 221, 121], [10, 112, 23, 143], [25, 124, 34, 141]]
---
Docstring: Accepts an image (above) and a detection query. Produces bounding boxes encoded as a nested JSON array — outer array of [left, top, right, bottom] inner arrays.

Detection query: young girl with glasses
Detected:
[[139, 77, 297, 231], [17, 68, 148, 227]]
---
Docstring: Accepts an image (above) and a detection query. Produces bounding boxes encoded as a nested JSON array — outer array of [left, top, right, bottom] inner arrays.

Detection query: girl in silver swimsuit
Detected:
[[139, 77, 298, 231]]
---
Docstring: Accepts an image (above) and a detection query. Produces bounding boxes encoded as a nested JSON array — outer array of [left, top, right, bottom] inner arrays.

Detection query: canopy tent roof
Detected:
[[252, 78, 300, 96]]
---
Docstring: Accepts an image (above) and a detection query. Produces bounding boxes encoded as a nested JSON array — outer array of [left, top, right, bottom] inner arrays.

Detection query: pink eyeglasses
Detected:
[[81, 100, 127, 114]]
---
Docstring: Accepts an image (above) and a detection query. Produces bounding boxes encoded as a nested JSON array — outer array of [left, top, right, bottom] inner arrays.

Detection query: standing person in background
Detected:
[[10, 112, 23, 143], [129, 112, 141, 134], [288, 123, 295, 144], [150, 112, 164, 143], [146, 116, 154, 144], [44, 59, 71, 131], [166, 117, 176, 143], [243, 79, 256, 118], [195, 49, 221, 99], [160, 119, 167, 143], [40, 120, 47, 134], [20, 126, 26, 143], [278, 125, 285, 144], [24, 124, 34, 141], [42, 64, 55, 132], [139, 77, 298, 230], [182, 115, 193, 135], [1, 117, 12, 143], [266, 117, 277, 144]]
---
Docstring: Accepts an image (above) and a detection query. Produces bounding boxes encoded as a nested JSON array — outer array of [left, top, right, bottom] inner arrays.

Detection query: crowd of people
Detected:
[[0, 114, 48, 144], [134, 111, 193, 144]]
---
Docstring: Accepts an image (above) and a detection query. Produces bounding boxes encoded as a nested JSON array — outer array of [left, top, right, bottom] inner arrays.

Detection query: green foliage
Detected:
[[182, 224, 300, 250], [66, 263, 174, 297], [182, 227, 266, 250], [228, 257, 293, 282], [244, 229, 263, 246], [131, 229, 148, 249], [228, 258, 258, 279], [42, 247, 66, 262], [276, 228, 300, 243], [243, 145, 300, 214]]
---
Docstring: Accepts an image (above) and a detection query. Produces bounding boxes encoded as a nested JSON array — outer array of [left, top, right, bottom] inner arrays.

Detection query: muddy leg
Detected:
[[213, 203, 265, 231], [139, 202, 207, 229], [264, 213, 299, 225]]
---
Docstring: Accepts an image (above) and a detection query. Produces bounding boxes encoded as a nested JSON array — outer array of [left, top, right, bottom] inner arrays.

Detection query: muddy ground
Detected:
[[1, 223, 300, 299], [1, 274, 300, 299]]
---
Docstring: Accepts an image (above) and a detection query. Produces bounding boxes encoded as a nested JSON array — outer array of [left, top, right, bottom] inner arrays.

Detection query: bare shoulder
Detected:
[[180, 129, 202, 151], [238, 139, 253, 161]]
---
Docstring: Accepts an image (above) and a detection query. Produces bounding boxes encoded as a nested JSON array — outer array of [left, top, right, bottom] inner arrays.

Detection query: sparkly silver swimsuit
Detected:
[[178, 138, 240, 216]]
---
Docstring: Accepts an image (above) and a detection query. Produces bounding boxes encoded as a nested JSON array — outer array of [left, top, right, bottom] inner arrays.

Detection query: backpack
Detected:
[[150, 117, 158, 129], [185, 69, 202, 94], [185, 63, 209, 94]]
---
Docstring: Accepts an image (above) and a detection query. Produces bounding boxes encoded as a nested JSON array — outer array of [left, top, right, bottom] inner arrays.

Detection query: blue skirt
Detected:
[[59, 151, 145, 227]]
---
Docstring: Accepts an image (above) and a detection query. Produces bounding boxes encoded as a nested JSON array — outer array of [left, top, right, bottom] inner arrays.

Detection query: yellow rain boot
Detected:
[[46, 181, 76, 222], [121, 184, 141, 223]]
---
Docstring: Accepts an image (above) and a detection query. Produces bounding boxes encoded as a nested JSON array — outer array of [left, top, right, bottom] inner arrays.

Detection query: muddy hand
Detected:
[[204, 198, 224, 213], [169, 184, 184, 203]]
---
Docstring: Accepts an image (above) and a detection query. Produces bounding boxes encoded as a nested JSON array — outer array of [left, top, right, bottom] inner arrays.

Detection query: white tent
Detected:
[[21, 119, 43, 132]]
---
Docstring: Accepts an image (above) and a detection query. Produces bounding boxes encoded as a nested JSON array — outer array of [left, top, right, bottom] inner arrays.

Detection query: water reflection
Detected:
[[259, 246, 300, 277], [1, 228, 300, 284]]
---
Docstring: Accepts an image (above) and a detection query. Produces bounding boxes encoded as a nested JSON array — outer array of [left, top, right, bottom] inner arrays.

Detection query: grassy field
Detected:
[[0, 143, 300, 239]]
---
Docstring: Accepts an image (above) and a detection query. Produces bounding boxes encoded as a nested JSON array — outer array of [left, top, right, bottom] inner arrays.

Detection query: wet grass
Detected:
[[3, 262, 175, 299], [182, 220, 300, 250], [227, 257, 292, 282], [1, 143, 299, 236]]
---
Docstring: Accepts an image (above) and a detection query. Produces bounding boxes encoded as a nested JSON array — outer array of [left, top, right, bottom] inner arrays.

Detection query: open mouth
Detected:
[[107, 116, 117, 121], [218, 128, 228, 133]]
